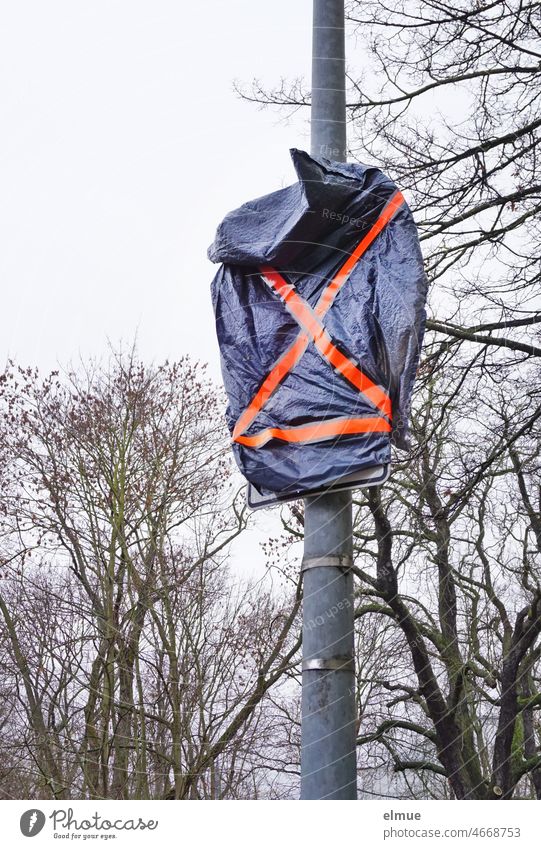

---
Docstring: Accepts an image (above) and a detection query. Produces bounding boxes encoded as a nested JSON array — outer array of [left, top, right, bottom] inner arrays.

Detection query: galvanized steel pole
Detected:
[[300, 0, 357, 800], [310, 0, 347, 162]]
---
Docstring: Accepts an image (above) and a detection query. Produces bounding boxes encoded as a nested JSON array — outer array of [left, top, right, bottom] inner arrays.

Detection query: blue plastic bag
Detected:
[[209, 150, 427, 496]]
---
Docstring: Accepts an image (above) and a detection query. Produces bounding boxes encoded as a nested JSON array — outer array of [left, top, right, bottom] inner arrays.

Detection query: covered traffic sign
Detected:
[[209, 150, 427, 503]]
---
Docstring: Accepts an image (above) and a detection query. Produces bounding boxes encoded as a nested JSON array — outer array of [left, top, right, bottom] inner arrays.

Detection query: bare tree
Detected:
[[238, 0, 541, 800], [0, 351, 301, 800], [349, 367, 541, 800]]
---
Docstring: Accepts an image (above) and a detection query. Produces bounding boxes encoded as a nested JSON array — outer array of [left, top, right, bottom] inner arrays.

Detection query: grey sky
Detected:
[[1, 0, 312, 380]]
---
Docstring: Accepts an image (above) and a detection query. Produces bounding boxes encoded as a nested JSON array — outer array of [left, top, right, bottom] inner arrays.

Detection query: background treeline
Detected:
[[0, 355, 300, 799]]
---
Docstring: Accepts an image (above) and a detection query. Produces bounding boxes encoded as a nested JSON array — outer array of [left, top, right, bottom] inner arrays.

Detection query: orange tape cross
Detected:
[[232, 190, 405, 448]]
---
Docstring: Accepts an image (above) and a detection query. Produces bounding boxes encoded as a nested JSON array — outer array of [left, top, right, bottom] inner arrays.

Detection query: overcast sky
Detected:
[[1, 0, 314, 380], [1, 1, 319, 572]]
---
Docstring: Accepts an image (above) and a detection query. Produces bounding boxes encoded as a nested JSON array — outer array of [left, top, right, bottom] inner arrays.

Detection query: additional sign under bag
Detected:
[[209, 149, 427, 498]]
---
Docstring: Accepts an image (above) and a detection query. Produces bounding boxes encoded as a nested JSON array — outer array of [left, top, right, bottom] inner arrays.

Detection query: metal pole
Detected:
[[300, 0, 357, 800], [310, 0, 347, 162]]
